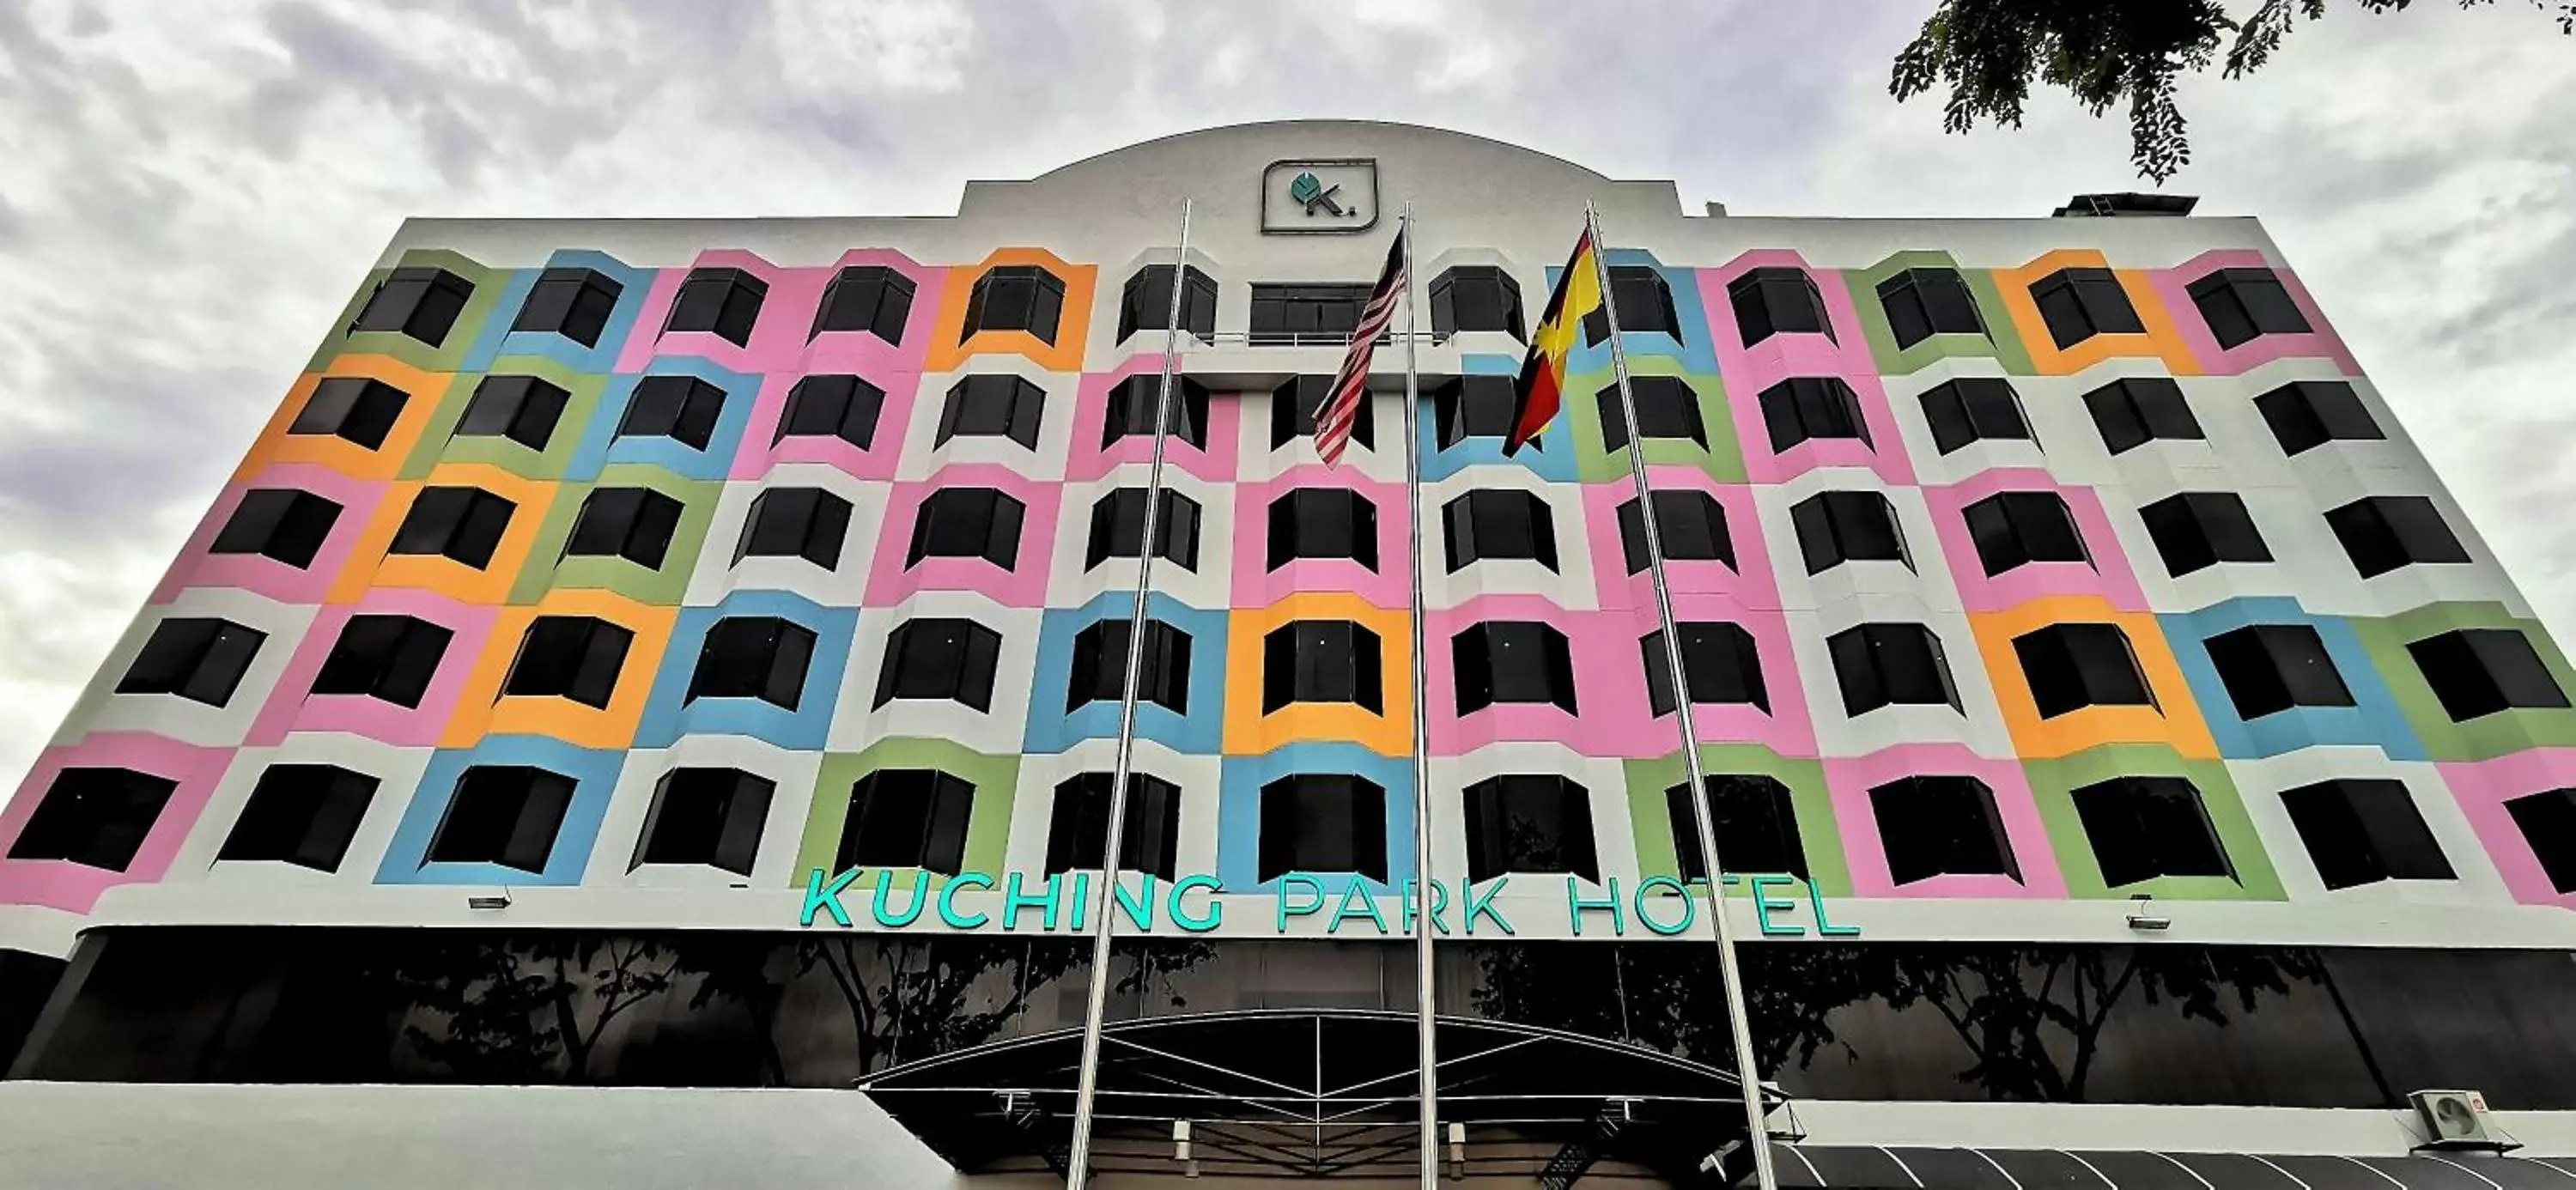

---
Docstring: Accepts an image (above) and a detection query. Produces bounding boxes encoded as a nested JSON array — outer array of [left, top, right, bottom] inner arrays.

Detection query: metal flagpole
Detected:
[[1394, 203, 1442, 1190], [1584, 200, 1780, 1190], [1065, 197, 1192, 1189]]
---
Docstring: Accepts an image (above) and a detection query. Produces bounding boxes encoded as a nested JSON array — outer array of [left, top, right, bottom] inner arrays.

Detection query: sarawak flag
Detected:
[[1506, 228, 1604, 455]]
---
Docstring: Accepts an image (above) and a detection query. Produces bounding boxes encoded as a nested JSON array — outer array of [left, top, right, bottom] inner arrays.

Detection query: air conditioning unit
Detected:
[[2409, 1089, 2517, 1151]]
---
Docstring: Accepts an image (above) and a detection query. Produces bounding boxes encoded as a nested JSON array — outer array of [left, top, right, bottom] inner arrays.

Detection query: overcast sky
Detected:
[[0, 0, 2569, 786]]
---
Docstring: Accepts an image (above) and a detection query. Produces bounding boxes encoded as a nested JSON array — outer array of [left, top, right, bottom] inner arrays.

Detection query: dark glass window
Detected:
[[1872, 776, 2019, 883], [2029, 267, 2145, 349], [1272, 374, 1375, 450], [633, 768, 774, 876], [388, 486, 515, 569], [1876, 268, 1987, 349], [1759, 378, 1872, 453], [1443, 490, 1558, 572], [1618, 490, 1734, 574], [906, 488, 1025, 568], [310, 614, 453, 708], [427, 765, 575, 873], [617, 375, 726, 452], [1267, 489, 1379, 571], [1261, 620, 1383, 714], [1919, 379, 2033, 455], [115, 617, 265, 707], [501, 616, 633, 709], [2504, 787, 2576, 894], [1583, 266, 1681, 345], [2084, 377, 2203, 454], [2279, 778, 2453, 890], [1451, 622, 1577, 714], [209, 489, 343, 569], [775, 374, 884, 450], [2138, 492, 2271, 576], [1828, 622, 1959, 715], [1464, 775, 1597, 882], [1431, 266, 1525, 340], [1432, 375, 1520, 449], [1046, 773, 1182, 880], [1250, 284, 1374, 346], [2256, 380, 2383, 456], [2013, 622, 2156, 719], [836, 769, 975, 875], [811, 265, 914, 343], [1642, 622, 1769, 715], [289, 378, 408, 451], [5, 768, 176, 869], [1258, 774, 1387, 881], [1595, 377, 1707, 452], [455, 375, 571, 452], [1667, 774, 1806, 882], [1116, 264, 1218, 343], [1066, 619, 1193, 714], [734, 488, 853, 570], [684, 616, 817, 710], [662, 267, 766, 346], [1791, 490, 1911, 573], [1728, 266, 1835, 347], [2406, 628, 2571, 721], [510, 268, 622, 348], [963, 265, 1066, 345], [1085, 488, 1200, 571], [563, 487, 684, 569], [2204, 624, 2355, 719], [937, 374, 1047, 449], [1962, 490, 2090, 576], [2189, 268, 2311, 349], [218, 764, 378, 872], [1102, 375, 1212, 452], [2325, 495, 2471, 579], [351, 266, 473, 347], [873, 619, 1002, 712], [2070, 776, 2236, 887]]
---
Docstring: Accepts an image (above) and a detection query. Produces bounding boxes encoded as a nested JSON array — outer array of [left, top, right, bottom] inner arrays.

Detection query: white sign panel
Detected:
[[1260, 158, 1380, 234]]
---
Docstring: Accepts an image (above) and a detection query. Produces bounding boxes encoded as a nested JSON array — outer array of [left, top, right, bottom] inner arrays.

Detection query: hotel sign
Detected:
[[1261, 158, 1380, 234]]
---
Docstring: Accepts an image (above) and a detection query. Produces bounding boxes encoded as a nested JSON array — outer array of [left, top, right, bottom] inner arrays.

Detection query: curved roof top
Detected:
[[1024, 118, 1621, 187]]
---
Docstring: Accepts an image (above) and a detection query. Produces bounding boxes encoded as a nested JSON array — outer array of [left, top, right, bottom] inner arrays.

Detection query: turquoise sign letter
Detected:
[[1276, 875, 1327, 930], [939, 871, 994, 930], [999, 871, 1062, 932], [1399, 878, 1450, 936], [801, 866, 858, 928], [1750, 875, 1805, 937], [1567, 877, 1624, 937], [1170, 874, 1222, 932], [1113, 873, 1158, 932], [870, 869, 927, 927], [1328, 882, 1390, 934], [1807, 880, 1860, 937], [1633, 876, 1694, 936], [1461, 877, 1516, 936]]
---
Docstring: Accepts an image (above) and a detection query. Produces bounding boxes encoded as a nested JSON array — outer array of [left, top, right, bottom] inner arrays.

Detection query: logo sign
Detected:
[[1261, 158, 1380, 234]]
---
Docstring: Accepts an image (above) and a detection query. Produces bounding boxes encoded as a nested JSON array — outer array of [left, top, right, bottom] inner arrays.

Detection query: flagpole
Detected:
[[1394, 202, 1442, 1190], [1065, 196, 1192, 1189], [1583, 200, 1780, 1190]]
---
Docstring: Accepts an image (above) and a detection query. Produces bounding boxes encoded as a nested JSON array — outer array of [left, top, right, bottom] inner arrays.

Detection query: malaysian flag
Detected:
[[1315, 222, 1408, 466]]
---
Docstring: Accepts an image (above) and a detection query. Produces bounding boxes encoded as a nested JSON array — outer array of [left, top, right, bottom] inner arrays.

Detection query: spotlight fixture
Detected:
[[466, 893, 513, 911], [2125, 893, 2171, 932]]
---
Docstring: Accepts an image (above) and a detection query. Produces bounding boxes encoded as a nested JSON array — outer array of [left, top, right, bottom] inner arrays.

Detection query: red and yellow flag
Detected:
[[1505, 228, 1605, 455]]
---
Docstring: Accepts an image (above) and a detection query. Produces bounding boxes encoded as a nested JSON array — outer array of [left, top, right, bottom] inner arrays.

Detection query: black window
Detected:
[[218, 763, 378, 872], [510, 268, 623, 348], [1618, 490, 1733, 574], [2084, 377, 2203, 454], [684, 616, 817, 710], [1261, 620, 1382, 714], [1595, 377, 1707, 452], [1758, 378, 1872, 454], [836, 770, 975, 875], [811, 265, 914, 344], [1876, 267, 1987, 349], [735, 488, 852, 570], [874, 619, 1003, 712], [2138, 492, 2272, 576], [115, 617, 265, 707], [427, 765, 575, 873], [907, 488, 1025, 568], [1871, 776, 2019, 883], [389, 486, 515, 569], [1432, 375, 1520, 449], [1046, 773, 1182, 880], [618, 375, 726, 452], [563, 487, 684, 569], [1451, 622, 1577, 714], [2029, 267, 2145, 349], [1791, 490, 1911, 573], [1258, 774, 1387, 882], [1117, 264, 1218, 343], [963, 265, 1067, 345], [662, 267, 766, 347], [1918, 379, 2033, 455], [352, 266, 473, 347], [501, 616, 634, 708], [1103, 375, 1212, 452], [1085, 488, 1201, 571], [5, 768, 177, 870], [938, 374, 1047, 449], [1828, 622, 1959, 715], [2325, 495, 2470, 579], [1666, 774, 1806, 882], [1272, 374, 1375, 450], [1249, 284, 1373, 346], [1642, 622, 1769, 715], [1066, 619, 1193, 714], [1962, 490, 2090, 576], [209, 489, 343, 569], [289, 378, 408, 451], [2204, 624, 2354, 719], [2189, 268, 2312, 349], [1443, 490, 1558, 572], [1728, 266, 1835, 347], [1431, 266, 1526, 340], [456, 375, 571, 452], [632, 768, 774, 876], [2406, 628, 2572, 721], [310, 614, 453, 708], [2256, 380, 2383, 456], [2070, 776, 2236, 887], [1463, 775, 1596, 882], [1583, 266, 1681, 344], [2279, 778, 2453, 890], [1267, 489, 1379, 571], [2504, 788, 2576, 894], [775, 374, 885, 450], [2013, 622, 2156, 719]]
